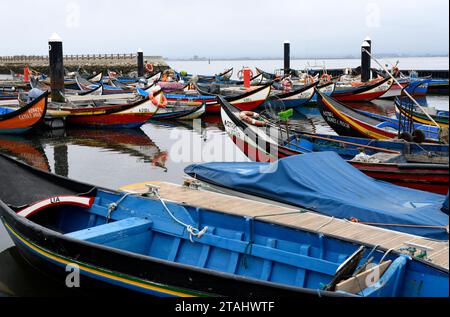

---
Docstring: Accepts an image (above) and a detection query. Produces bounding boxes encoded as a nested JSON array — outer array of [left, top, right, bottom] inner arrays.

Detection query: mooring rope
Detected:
[[152, 190, 208, 243]]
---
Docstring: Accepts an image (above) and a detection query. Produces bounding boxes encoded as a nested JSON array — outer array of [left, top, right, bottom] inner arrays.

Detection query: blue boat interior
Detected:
[[283, 133, 448, 160], [0, 107, 15, 116], [25, 188, 448, 297]]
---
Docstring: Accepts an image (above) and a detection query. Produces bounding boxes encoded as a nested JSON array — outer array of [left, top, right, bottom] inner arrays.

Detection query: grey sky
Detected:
[[1, 0, 448, 58]]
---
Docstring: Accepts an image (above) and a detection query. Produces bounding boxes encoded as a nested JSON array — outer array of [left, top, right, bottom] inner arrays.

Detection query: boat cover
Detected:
[[185, 152, 449, 240]]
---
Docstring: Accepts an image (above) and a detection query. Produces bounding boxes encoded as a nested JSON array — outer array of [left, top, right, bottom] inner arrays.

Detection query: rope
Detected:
[[106, 192, 134, 223], [153, 190, 208, 243], [316, 217, 335, 231], [348, 218, 448, 231]]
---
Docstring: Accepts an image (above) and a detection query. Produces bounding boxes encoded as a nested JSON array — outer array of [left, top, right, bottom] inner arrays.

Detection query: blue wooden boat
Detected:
[[352, 109, 441, 142], [185, 152, 449, 240], [0, 152, 448, 297]]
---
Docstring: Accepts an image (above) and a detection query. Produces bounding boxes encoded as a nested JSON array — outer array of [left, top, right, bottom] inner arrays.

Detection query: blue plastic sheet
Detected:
[[185, 152, 448, 240]]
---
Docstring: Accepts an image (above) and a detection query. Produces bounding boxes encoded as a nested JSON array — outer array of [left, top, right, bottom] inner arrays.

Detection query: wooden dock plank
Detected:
[[120, 182, 449, 270]]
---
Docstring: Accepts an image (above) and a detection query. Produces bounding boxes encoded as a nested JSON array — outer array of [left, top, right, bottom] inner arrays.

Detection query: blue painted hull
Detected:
[[1, 153, 448, 297]]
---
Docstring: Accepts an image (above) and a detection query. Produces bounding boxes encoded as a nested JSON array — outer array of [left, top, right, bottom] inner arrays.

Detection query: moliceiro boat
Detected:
[[0, 153, 448, 297], [0, 92, 48, 134], [219, 96, 449, 194]]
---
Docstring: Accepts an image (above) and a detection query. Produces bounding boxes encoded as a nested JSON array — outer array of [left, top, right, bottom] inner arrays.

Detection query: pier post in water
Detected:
[[48, 33, 65, 102], [361, 39, 371, 82], [284, 40, 290, 76], [137, 48, 144, 77]]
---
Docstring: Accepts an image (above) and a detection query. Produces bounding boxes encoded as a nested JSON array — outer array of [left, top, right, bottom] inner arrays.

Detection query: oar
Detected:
[[264, 120, 401, 155], [362, 48, 439, 128], [300, 132, 401, 155]]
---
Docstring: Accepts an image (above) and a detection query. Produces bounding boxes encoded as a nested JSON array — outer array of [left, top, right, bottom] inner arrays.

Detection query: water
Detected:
[[0, 58, 448, 296], [167, 56, 449, 79]]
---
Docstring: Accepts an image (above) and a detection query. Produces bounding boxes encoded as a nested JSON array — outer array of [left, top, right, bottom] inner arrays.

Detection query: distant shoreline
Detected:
[[166, 55, 449, 62]]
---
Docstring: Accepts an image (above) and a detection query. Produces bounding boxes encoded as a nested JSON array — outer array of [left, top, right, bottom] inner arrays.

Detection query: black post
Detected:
[[137, 49, 144, 77], [48, 33, 64, 102], [361, 40, 371, 82], [284, 41, 290, 76]]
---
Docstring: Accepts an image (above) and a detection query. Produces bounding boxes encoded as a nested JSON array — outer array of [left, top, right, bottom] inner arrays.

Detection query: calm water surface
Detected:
[[0, 57, 448, 296]]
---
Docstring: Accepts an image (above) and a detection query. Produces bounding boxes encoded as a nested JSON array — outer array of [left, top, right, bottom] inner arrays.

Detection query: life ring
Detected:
[[149, 91, 158, 106], [281, 78, 293, 91], [239, 111, 267, 127], [158, 94, 168, 108], [305, 75, 315, 84], [145, 64, 154, 73], [321, 73, 332, 82], [237, 68, 254, 80]]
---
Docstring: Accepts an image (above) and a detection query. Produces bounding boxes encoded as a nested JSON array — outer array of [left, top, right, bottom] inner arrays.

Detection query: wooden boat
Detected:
[[318, 89, 405, 140], [185, 152, 448, 240], [395, 97, 449, 128], [0, 152, 448, 297], [152, 103, 205, 120], [270, 82, 317, 108], [428, 79, 449, 95], [353, 109, 441, 142], [332, 78, 394, 102], [0, 92, 48, 134], [219, 97, 449, 194], [63, 96, 158, 128], [166, 83, 272, 114], [255, 67, 280, 80]]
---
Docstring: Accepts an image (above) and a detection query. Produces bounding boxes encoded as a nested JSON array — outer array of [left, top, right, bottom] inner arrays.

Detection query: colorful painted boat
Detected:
[[0, 92, 48, 134], [0, 152, 448, 297], [167, 83, 272, 114], [309, 82, 336, 103], [353, 109, 441, 142], [428, 79, 449, 95], [395, 97, 449, 128], [270, 82, 317, 108], [64, 97, 158, 129], [219, 97, 449, 194], [332, 78, 394, 102], [185, 152, 448, 240], [318, 90, 401, 140]]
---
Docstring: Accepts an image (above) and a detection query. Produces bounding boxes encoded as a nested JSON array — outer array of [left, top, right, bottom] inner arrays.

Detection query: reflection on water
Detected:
[[0, 95, 447, 296]]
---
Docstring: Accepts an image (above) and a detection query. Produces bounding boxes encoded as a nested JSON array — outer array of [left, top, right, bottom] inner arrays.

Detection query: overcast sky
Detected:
[[1, 0, 448, 58]]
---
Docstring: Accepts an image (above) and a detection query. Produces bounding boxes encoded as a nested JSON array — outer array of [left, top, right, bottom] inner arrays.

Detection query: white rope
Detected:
[[316, 217, 335, 232], [153, 191, 208, 243]]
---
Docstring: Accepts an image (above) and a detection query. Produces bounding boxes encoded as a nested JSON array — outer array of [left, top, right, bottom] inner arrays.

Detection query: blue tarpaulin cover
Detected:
[[185, 152, 449, 240]]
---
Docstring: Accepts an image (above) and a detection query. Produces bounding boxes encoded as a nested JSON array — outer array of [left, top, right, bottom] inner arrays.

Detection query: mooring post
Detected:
[[48, 33, 65, 102], [361, 40, 371, 82], [137, 48, 144, 77], [284, 40, 290, 76]]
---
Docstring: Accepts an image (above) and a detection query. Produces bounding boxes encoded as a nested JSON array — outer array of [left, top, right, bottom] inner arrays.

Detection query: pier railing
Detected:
[[0, 54, 168, 65]]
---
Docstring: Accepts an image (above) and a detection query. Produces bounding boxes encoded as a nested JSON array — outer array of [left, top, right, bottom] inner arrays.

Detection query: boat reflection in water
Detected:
[[0, 135, 50, 172]]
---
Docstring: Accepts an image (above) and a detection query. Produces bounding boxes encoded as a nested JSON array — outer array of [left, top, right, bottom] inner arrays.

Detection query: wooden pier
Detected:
[[121, 181, 449, 271]]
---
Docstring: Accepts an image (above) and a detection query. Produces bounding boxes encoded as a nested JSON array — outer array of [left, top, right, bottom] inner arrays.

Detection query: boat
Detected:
[[0, 152, 448, 297], [136, 88, 205, 120], [318, 89, 417, 141], [166, 82, 272, 114], [152, 103, 205, 120], [269, 82, 317, 109], [87, 72, 103, 83], [185, 152, 448, 240], [352, 109, 441, 142], [0, 92, 48, 134], [395, 96, 449, 128], [332, 78, 394, 102], [63, 96, 159, 129], [309, 82, 336, 103], [219, 96, 449, 194], [428, 79, 449, 95]]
